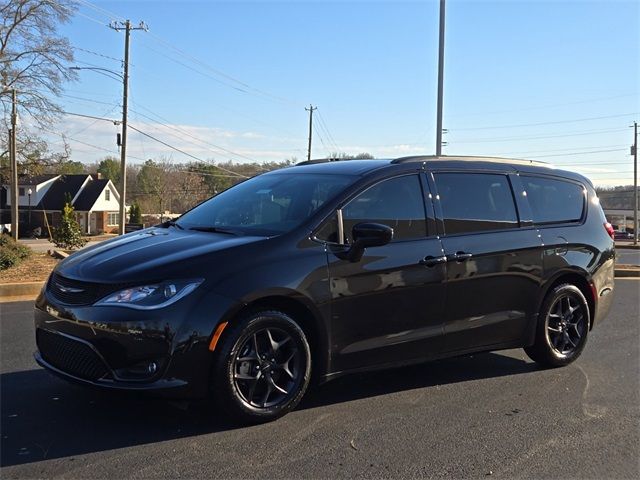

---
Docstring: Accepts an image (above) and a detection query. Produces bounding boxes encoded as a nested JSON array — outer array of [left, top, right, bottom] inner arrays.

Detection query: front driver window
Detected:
[[341, 175, 427, 243]]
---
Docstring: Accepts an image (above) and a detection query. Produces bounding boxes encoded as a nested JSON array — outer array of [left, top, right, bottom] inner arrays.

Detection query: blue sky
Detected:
[[51, 0, 639, 185]]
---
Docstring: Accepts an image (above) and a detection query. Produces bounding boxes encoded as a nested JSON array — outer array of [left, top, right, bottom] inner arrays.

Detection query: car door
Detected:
[[429, 170, 544, 353], [317, 173, 447, 373]]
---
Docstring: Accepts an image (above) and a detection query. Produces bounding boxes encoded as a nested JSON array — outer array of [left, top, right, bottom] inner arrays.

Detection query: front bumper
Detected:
[[34, 287, 240, 398]]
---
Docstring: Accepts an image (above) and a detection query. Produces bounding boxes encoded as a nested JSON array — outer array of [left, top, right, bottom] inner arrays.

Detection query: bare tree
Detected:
[[0, 0, 77, 177]]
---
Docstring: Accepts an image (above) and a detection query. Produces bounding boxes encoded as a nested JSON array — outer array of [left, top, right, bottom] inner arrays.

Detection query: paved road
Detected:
[[616, 249, 640, 265], [1, 280, 639, 479]]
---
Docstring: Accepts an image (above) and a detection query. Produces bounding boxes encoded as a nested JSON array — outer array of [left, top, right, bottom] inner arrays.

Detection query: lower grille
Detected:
[[37, 329, 110, 381]]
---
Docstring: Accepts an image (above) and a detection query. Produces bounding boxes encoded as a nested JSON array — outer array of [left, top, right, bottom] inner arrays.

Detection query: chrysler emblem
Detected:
[[55, 282, 84, 294]]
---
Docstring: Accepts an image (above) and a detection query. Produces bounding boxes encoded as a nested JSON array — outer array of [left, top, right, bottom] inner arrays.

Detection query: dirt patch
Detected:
[[0, 252, 58, 284]]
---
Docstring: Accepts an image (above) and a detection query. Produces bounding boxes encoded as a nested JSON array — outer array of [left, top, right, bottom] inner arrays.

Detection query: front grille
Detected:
[[37, 329, 111, 381], [48, 273, 113, 306]]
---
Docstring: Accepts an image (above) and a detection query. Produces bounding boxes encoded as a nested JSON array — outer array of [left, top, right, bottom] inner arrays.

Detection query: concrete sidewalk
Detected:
[[17, 237, 109, 253]]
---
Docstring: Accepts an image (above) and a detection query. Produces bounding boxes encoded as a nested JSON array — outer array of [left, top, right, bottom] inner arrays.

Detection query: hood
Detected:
[[55, 226, 267, 283]]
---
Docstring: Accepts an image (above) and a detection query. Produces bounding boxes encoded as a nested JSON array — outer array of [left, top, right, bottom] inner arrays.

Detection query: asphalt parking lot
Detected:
[[1, 279, 638, 479]]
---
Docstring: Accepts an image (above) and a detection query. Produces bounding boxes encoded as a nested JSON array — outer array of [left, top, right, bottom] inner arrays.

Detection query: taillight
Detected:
[[604, 222, 615, 240]]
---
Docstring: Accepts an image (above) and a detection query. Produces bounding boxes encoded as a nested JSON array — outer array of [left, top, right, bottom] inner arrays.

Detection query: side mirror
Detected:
[[352, 222, 393, 248], [345, 222, 393, 262]]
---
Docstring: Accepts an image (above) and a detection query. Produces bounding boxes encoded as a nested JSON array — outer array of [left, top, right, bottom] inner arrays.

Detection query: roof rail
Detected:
[[391, 155, 550, 167], [295, 157, 380, 166]]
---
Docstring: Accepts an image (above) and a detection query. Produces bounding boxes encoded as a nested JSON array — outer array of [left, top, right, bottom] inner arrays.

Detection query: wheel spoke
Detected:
[[548, 326, 562, 333], [261, 378, 274, 407], [566, 334, 577, 348], [252, 333, 261, 358], [268, 375, 288, 395], [278, 350, 297, 379], [266, 328, 291, 354], [247, 374, 260, 405]]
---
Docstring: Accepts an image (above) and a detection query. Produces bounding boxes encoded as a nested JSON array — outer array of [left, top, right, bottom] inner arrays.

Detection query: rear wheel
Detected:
[[211, 310, 311, 423], [525, 283, 590, 367]]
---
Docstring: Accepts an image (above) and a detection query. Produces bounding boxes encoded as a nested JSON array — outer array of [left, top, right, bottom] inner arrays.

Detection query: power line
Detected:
[[62, 111, 120, 124], [127, 124, 248, 177], [312, 123, 331, 157], [453, 113, 638, 131], [75, 0, 125, 21], [143, 31, 299, 106], [128, 106, 259, 163], [453, 127, 627, 144], [489, 144, 626, 156], [316, 110, 341, 153], [528, 148, 628, 159], [446, 93, 638, 119], [74, 47, 122, 63]]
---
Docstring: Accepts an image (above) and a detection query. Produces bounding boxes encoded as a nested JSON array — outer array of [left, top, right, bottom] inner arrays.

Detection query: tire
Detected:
[[525, 283, 590, 367], [210, 310, 312, 424]]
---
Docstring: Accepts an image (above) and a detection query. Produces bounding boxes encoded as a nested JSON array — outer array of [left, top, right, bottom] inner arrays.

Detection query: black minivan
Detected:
[[34, 155, 615, 422]]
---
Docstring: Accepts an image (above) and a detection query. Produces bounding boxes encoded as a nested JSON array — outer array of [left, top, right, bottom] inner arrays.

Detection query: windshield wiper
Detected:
[[159, 219, 184, 230], [188, 226, 241, 236]]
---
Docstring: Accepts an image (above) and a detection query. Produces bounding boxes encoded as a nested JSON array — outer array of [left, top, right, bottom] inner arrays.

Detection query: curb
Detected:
[[615, 268, 640, 278], [616, 244, 640, 250], [0, 282, 44, 302]]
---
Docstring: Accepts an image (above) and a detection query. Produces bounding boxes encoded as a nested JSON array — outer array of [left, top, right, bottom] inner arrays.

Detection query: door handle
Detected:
[[419, 255, 447, 267], [446, 252, 473, 262]]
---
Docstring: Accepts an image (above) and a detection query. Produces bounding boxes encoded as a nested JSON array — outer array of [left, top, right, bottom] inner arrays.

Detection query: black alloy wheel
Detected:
[[211, 310, 311, 423], [525, 283, 590, 367], [233, 327, 302, 408]]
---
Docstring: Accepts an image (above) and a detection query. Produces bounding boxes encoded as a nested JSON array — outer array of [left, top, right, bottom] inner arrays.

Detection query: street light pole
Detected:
[[435, 0, 446, 157], [633, 121, 638, 245]]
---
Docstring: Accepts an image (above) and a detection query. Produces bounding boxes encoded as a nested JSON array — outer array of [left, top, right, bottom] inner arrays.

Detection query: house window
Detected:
[[107, 213, 119, 225], [19, 187, 25, 196], [105, 189, 110, 201]]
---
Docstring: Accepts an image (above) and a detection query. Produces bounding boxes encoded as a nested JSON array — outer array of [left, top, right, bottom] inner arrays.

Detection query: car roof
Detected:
[[267, 155, 591, 186]]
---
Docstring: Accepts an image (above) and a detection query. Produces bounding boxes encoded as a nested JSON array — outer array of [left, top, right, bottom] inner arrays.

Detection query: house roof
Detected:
[[36, 175, 91, 210], [17, 174, 59, 186], [73, 179, 109, 211]]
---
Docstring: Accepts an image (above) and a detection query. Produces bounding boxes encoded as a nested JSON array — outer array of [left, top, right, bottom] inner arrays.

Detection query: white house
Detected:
[[1, 174, 122, 234]]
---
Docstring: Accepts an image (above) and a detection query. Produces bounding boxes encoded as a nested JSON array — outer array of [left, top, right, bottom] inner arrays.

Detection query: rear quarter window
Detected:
[[521, 176, 585, 224]]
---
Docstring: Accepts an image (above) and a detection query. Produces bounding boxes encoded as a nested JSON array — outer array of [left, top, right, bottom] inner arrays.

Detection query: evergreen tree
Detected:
[[52, 199, 87, 250], [129, 201, 142, 224]]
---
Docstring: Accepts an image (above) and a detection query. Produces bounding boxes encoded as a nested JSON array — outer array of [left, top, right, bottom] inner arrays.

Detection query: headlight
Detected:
[[95, 279, 203, 310]]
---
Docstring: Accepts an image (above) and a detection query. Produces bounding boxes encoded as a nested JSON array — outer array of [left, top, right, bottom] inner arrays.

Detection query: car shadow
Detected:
[[1, 351, 537, 467]]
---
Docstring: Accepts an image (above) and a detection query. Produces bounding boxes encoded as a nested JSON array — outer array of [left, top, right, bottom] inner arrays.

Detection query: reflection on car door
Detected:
[[430, 171, 544, 353], [322, 174, 447, 373]]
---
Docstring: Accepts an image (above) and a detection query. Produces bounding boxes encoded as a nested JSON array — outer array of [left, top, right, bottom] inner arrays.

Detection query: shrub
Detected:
[[51, 202, 87, 250], [0, 234, 31, 270], [129, 201, 142, 224]]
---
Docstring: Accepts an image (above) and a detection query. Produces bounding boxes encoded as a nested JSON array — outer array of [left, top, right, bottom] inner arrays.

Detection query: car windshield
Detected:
[[176, 172, 355, 236]]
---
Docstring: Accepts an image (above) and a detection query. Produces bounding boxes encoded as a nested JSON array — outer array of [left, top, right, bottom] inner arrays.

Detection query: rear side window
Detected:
[[434, 173, 518, 235], [342, 174, 427, 243], [521, 176, 585, 224]]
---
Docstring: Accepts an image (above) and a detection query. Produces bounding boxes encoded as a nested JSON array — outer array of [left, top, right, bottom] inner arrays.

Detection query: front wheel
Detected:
[[525, 283, 590, 367], [210, 310, 311, 423]]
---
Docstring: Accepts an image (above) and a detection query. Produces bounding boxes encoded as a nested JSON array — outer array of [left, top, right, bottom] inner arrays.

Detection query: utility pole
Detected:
[[9, 88, 18, 240], [435, 0, 446, 157], [109, 20, 147, 235], [305, 104, 317, 162], [633, 121, 638, 245]]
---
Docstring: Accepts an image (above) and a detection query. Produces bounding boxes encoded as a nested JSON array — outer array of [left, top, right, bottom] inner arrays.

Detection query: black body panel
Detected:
[[33, 156, 615, 398]]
